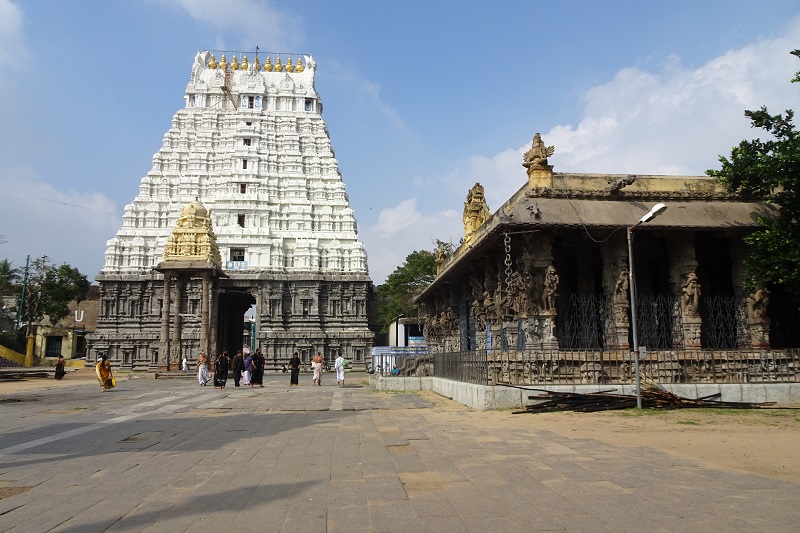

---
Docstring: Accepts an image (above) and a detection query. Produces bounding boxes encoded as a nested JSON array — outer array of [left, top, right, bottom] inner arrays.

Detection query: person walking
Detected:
[[334, 353, 346, 387], [54, 355, 66, 380], [289, 352, 301, 386], [181, 355, 188, 371], [231, 351, 244, 387], [95, 354, 114, 392], [251, 348, 265, 387], [243, 351, 252, 386], [197, 351, 209, 386], [214, 350, 230, 390], [311, 352, 324, 386]]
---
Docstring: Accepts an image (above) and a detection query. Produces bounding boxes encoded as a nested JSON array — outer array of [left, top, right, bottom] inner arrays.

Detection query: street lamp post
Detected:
[[627, 203, 667, 409]]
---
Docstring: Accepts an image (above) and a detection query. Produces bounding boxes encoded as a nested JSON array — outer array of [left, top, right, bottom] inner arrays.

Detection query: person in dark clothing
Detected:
[[289, 352, 301, 386], [231, 351, 244, 387], [251, 349, 265, 387], [54, 355, 66, 380], [214, 350, 230, 390]]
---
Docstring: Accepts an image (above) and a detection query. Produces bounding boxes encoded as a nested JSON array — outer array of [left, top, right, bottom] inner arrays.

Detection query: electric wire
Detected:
[[0, 186, 119, 216], [557, 174, 624, 243]]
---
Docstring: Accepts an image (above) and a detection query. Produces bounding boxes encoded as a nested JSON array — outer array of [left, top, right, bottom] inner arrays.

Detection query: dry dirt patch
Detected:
[[469, 406, 800, 483]]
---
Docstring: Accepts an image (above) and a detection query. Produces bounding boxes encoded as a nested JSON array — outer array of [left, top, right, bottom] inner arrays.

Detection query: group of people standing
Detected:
[[195, 349, 266, 390], [198, 349, 347, 389]]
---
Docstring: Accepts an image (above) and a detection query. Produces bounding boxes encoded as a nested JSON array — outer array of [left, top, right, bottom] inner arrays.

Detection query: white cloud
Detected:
[[0, 0, 27, 68], [157, 0, 302, 51], [547, 21, 800, 175], [0, 166, 120, 279], [363, 17, 800, 284], [365, 198, 459, 282]]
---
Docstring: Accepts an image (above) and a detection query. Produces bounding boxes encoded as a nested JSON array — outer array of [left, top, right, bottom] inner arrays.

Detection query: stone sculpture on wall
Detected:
[[612, 268, 630, 323], [462, 183, 491, 244], [680, 272, 701, 316], [745, 285, 771, 348], [746, 285, 770, 320], [542, 265, 560, 313]]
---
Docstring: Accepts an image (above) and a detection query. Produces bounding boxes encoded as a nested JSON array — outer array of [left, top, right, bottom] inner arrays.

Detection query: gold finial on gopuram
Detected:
[[274, 57, 283, 72], [231, 54, 239, 70], [208, 54, 217, 69], [219, 54, 228, 70], [296, 57, 304, 72]]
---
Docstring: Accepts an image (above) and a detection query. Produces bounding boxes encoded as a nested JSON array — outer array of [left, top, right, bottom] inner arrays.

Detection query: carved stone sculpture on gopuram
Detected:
[[88, 50, 374, 370], [462, 182, 491, 244]]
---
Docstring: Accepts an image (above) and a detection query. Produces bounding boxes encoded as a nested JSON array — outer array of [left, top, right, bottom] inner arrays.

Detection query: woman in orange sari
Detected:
[[95, 354, 114, 392]]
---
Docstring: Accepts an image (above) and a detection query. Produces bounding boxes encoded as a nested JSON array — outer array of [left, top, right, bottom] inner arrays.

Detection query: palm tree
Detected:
[[0, 259, 21, 295]]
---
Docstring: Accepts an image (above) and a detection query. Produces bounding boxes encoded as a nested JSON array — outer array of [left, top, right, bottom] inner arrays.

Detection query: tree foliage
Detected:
[[0, 259, 20, 296], [0, 257, 90, 342], [376, 249, 438, 332], [707, 49, 800, 294]]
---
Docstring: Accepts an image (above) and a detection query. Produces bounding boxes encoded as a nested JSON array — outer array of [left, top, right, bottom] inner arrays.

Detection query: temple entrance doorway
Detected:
[[216, 290, 256, 356]]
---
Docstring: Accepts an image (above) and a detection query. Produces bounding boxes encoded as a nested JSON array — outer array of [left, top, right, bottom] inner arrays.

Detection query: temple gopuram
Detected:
[[417, 133, 800, 386], [89, 51, 373, 370]]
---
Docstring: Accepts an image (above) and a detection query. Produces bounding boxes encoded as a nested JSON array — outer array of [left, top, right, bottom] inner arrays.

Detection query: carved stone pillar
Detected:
[[200, 272, 210, 357], [601, 235, 630, 350], [209, 277, 218, 357], [521, 233, 559, 349], [159, 273, 172, 371], [171, 276, 184, 368], [669, 236, 701, 348]]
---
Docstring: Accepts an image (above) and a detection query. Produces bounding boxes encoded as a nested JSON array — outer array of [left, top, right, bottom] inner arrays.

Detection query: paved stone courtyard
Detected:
[[0, 373, 798, 532]]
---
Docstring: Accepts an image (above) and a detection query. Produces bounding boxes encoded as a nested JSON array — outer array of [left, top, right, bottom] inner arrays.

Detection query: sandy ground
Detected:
[[3, 372, 799, 484], [419, 391, 800, 484]]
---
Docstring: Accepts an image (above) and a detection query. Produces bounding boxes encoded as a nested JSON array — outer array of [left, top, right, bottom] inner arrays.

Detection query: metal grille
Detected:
[[434, 351, 488, 385]]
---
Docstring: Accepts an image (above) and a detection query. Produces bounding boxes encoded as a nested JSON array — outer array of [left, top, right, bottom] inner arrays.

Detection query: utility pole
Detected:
[[13, 255, 29, 351]]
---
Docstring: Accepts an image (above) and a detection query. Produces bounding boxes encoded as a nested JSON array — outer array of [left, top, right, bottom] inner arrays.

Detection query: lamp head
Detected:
[[639, 202, 667, 224]]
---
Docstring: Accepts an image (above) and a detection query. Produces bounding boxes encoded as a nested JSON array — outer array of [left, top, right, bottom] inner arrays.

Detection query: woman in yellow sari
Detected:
[[96, 354, 114, 392]]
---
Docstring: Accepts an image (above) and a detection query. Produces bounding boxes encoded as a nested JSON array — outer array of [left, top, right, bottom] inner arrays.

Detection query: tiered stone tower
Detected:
[[90, 51, 374, 370]]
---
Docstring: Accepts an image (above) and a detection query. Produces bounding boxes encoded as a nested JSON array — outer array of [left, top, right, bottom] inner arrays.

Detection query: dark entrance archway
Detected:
[[217, 290, 256, 356]]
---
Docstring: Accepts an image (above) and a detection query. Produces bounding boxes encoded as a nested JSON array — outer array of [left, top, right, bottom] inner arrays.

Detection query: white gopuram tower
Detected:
[[90, 50, 374, 370]]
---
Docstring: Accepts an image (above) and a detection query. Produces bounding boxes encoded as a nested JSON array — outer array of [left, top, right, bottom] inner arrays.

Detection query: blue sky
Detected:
[[1, 0, 799, 283]]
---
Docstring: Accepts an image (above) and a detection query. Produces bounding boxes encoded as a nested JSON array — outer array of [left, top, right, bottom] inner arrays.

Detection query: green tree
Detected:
[[0, 259, 20, 296], [376, 249, 438, 332], [21, 257, 91, 336], [707, 49, 800, 295]]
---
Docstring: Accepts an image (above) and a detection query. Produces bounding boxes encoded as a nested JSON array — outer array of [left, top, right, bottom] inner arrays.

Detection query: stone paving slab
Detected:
[[0, 373, 799, 532]]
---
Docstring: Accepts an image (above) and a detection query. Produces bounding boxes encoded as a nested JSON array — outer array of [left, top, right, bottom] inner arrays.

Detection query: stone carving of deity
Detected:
[[542, 266, 559, 312], [681, 272, 701, 315], [522, 133, 555, 169], [612, 268, 630, 321], [746, 285, 770, 320], [462, 183, 491, 243]]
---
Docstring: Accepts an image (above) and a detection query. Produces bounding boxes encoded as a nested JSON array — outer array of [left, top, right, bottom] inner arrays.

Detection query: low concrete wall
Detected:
[[370, 375, 800, 410]]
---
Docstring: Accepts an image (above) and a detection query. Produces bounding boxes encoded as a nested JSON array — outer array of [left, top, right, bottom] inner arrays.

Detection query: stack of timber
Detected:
[[512, 389, 775, 414]]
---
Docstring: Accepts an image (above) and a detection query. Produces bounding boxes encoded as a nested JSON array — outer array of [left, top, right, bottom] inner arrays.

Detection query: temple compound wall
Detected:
[[417, 134, 800, 385], [89, 51, 374, 370]]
